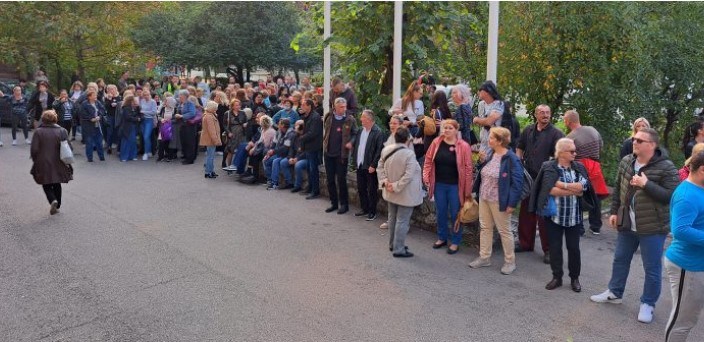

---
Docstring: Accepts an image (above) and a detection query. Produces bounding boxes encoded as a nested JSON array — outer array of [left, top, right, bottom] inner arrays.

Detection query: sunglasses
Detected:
[[633, 138, 652, 144], [564, 150, 577, 154]]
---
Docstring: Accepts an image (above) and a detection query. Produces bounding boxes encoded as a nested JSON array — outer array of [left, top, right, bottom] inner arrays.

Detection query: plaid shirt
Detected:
[[552, 165, 589, 227]]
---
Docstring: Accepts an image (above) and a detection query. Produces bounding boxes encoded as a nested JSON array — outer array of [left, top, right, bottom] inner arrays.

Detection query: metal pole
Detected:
[[392, 1, 403, 102], [323, 1, 331, 117], [486, 1, 499, 83]]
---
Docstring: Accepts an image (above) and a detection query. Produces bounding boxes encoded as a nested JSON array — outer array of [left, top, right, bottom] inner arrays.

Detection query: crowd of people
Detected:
[[10, 72, 704, 341]]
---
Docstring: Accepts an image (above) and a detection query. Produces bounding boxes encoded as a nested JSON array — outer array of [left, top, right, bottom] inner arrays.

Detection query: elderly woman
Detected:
[[531, 138, 594, 293], [620, 117, 650, 159], [289, 119, 308, 193], [139, 86, 158, 160], [103, 84, 122, 154], [389, 81, 424, 136], [241, 115, 276, 184], [81, 90, 106, 162], [174, 90, 198, 165], [385, 115, 404, 146], [423, 119, 474, 254], [119, 95, 141, 162], [28, 80, 55, 129], [199, 101, 222, 178], [157, 96, 177, 162], [450, 84, 475, 146], [222, 99, 247, 172], [30, 110, 73, 215], [378, 126, 424, 258], [265, 118, 296, 190], [469, 127, 523, 275]]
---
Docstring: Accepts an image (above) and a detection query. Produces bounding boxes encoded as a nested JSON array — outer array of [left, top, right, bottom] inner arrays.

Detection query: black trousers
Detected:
[[42, 184, 62, 208], [588, 197, 602, 232], [157, 140, 176, 160], [180, 124, 197, 163], [546, 219, 581, 280], [11, 114, 28, 140], [325, 155, 349, 207], [356, 167, 379, 214], [59, 120, 73, 138]]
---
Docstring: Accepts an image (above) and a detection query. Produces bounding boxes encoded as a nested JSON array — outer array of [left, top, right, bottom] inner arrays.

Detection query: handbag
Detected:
[[187, 107, 203, 125], [421, 115, 437, 136], [459, 199, 480, 223], [539, 196, 557, 217], [159, 121, 172, 141], [60, 140, 75, 164]]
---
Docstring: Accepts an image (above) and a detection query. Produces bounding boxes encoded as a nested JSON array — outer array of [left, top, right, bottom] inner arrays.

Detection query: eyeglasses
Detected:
[[633, 138, 652, 144], [564, 150, 577, 154]]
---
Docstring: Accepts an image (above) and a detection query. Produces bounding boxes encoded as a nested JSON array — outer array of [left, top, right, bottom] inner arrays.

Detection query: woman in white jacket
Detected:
[[377, 126, 424, 258]]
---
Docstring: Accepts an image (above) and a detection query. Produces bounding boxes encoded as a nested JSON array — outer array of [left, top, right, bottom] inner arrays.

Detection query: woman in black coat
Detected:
[[27, 80, 55, 129]]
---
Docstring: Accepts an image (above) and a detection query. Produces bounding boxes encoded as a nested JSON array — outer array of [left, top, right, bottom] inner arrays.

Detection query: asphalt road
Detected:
[[1, 127, 701, 341]]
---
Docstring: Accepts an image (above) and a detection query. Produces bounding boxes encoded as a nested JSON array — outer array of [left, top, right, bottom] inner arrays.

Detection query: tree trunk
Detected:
[[293, 69, 300, 84], [54, 58, 63, 91], [664, 109, 678, 150], [245, 65, 251, 82], [236, 65, 244, 85]]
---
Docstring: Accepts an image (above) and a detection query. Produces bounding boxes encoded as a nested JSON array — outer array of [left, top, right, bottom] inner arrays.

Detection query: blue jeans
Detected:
[[608, 230, 667, 306], [305, 151, 320, 194], [234, 142, 249, 174], [141, 119, 154, 155], [120, 126, 138, 161], [434, 182, 462, 245], [105, 115, 116, 147], [294, 159, 309, 189], [204, 146, 215, 174], [273, 157, 291, 186], [264, 156, 277, 182], [85, 130, 104, 161]]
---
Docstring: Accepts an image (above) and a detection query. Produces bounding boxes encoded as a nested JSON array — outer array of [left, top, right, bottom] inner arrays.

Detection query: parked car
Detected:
[[0, 81, 13, 126]]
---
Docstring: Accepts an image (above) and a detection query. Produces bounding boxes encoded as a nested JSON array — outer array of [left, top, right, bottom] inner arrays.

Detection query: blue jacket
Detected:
[[472, 150, 523, 211]]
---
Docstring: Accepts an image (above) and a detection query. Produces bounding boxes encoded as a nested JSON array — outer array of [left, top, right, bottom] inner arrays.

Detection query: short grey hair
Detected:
[[453, 84, 472, 104], [554, 138, 575, 159], [334, 97, 347, 105], [361, 109, 374, 120], [178, 89, 190, 98]]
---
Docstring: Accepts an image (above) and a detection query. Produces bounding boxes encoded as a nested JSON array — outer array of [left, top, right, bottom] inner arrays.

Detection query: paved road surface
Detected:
[[1, 127, 701, 341]]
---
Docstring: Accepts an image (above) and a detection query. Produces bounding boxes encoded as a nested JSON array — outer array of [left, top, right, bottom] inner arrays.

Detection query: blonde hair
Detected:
[[41, 109, 59, 124], [490, 126, 511, 148], [554, 138, 575, 159], [686, 142, 704, 166], [259, 115, 273, 129], [632, 117, 651, 137]]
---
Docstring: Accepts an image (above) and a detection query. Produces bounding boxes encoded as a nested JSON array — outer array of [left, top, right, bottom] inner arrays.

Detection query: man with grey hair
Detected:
[[591, 128, 679, 324], [564, 109, 607, 235], [353, 110, 386, 221], [323, 97, 358, 214]]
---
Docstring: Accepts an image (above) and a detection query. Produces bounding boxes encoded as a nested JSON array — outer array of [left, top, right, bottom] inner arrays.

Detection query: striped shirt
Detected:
[[567, 125, 602, 161], [551, 165, 589, 227]]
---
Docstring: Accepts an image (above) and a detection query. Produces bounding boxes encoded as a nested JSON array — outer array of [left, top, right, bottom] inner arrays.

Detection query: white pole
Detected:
[[486, 1, 499, 83], [323, 1, 331, 117], [392, 1, 403, 102]]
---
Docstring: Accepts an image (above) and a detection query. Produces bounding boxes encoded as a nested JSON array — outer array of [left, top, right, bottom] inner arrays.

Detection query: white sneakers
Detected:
[[638, 303, 654, 323], [0, 141, 3, 147], [25, 138, 31, 144], [468, 257, 492, 269], [379, 222, 388, 229], [590, 289, 623, 304], [12, 139, 17, 146], [500, 263, 516, 275], [142, 154, 149, 161]]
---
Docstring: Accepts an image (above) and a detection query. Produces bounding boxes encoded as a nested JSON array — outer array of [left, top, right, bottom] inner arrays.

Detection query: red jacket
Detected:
[[423, 136, 473, 205], [578, 158, 609, 199]]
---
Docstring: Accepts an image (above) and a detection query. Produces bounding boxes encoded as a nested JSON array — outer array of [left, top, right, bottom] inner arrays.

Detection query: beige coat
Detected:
[[199, 112, 222, 147], [377, 143, 423, 207]]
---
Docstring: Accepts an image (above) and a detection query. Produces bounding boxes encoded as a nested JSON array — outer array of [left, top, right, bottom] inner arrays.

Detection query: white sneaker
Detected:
[[0, 141, 4, 147], [638, 303, 654, 323], [500, 262, 516, 275], [380, 222, 388, 229], [469, 257, 492, 269], [12, 140, 17, 146], [590, 289, 622, 304], [142, 154, 149, 161], [25, 138, 31, 144]]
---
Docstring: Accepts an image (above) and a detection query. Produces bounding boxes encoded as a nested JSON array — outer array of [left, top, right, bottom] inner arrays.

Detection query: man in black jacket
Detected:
[[353, 110, 386, 221], [298, 99, 323, 198], [329, 77, 358, 117]]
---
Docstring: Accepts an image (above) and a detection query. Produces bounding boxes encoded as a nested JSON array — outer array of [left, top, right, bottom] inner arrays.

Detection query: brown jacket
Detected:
[[30, 124, 73, 185], [199, 112, 222, 147], [323, 113, 357, 158]]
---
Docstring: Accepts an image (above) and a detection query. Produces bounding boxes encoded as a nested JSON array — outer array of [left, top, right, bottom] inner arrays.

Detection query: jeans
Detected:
[[234, 142, 250, 174], [204, 146, 215, 174], [305, 151, 320, 194], [324, 155, 349, 207], [272, 157, 291, 186], [546, 219, 581, 279], [141, 119, 154, 155], [294, 159, 309, 189], [607, 230, 667, 306], [264, 156, 275, 181], [85, 130, 104, 161], [388, 203, 414, 254], [434, 182, 462, 246], [11, 114, 28, 140], [120, 126, 138, 161]]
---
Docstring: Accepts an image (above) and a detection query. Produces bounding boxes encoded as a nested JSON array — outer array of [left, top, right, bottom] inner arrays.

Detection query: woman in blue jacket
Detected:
[[469, 127, 523, 275]]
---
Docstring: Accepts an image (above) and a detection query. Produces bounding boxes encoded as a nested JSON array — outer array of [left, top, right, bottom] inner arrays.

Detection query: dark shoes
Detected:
[[545, 278, 562, 290], [432, 241, 447, 249], [366, 213, 377, 221], [447, 245, 460, 255], [181, 161, 194, 165], [354, 211, 369, 217], [543, 253, 551, 264], [392, 251, 414, 258], [279, 184, 294, 190], [205, 172, 218, 179], [290, 187, 302, 193], [337, 206, 349, 215], [514, 245, 532, 253], [571, 278, 582, 293], [325, 205, 338, 213], [305, 193, 320, 200]]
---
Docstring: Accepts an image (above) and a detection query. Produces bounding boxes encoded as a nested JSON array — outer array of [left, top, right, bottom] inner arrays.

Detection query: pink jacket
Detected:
[[423, 136, 473, 205]]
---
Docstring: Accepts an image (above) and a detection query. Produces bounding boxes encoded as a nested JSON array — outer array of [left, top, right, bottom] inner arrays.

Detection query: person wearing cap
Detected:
[[272, 98, 300, 129], [28, 80, 55, 129]]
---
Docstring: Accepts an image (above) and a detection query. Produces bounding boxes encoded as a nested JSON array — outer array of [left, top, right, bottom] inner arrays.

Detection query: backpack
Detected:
[[508, 155, 533, 201], [500, 101, 521, 150]]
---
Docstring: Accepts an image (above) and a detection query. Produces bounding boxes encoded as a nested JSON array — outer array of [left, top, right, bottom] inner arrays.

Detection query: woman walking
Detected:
[[30, 110, 73, 215], [377, 126, 423, 258], [199, 101, 222, 178]]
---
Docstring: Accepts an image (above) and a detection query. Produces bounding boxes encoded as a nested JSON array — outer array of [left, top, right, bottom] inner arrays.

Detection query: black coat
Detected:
[[81, 101, 106, 137], [120, 106, 142, 139], [300, 111, 323, 153], [352, 124, 386, 170], [28, 91, 55, 121], [528, 159, 597, 215]]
